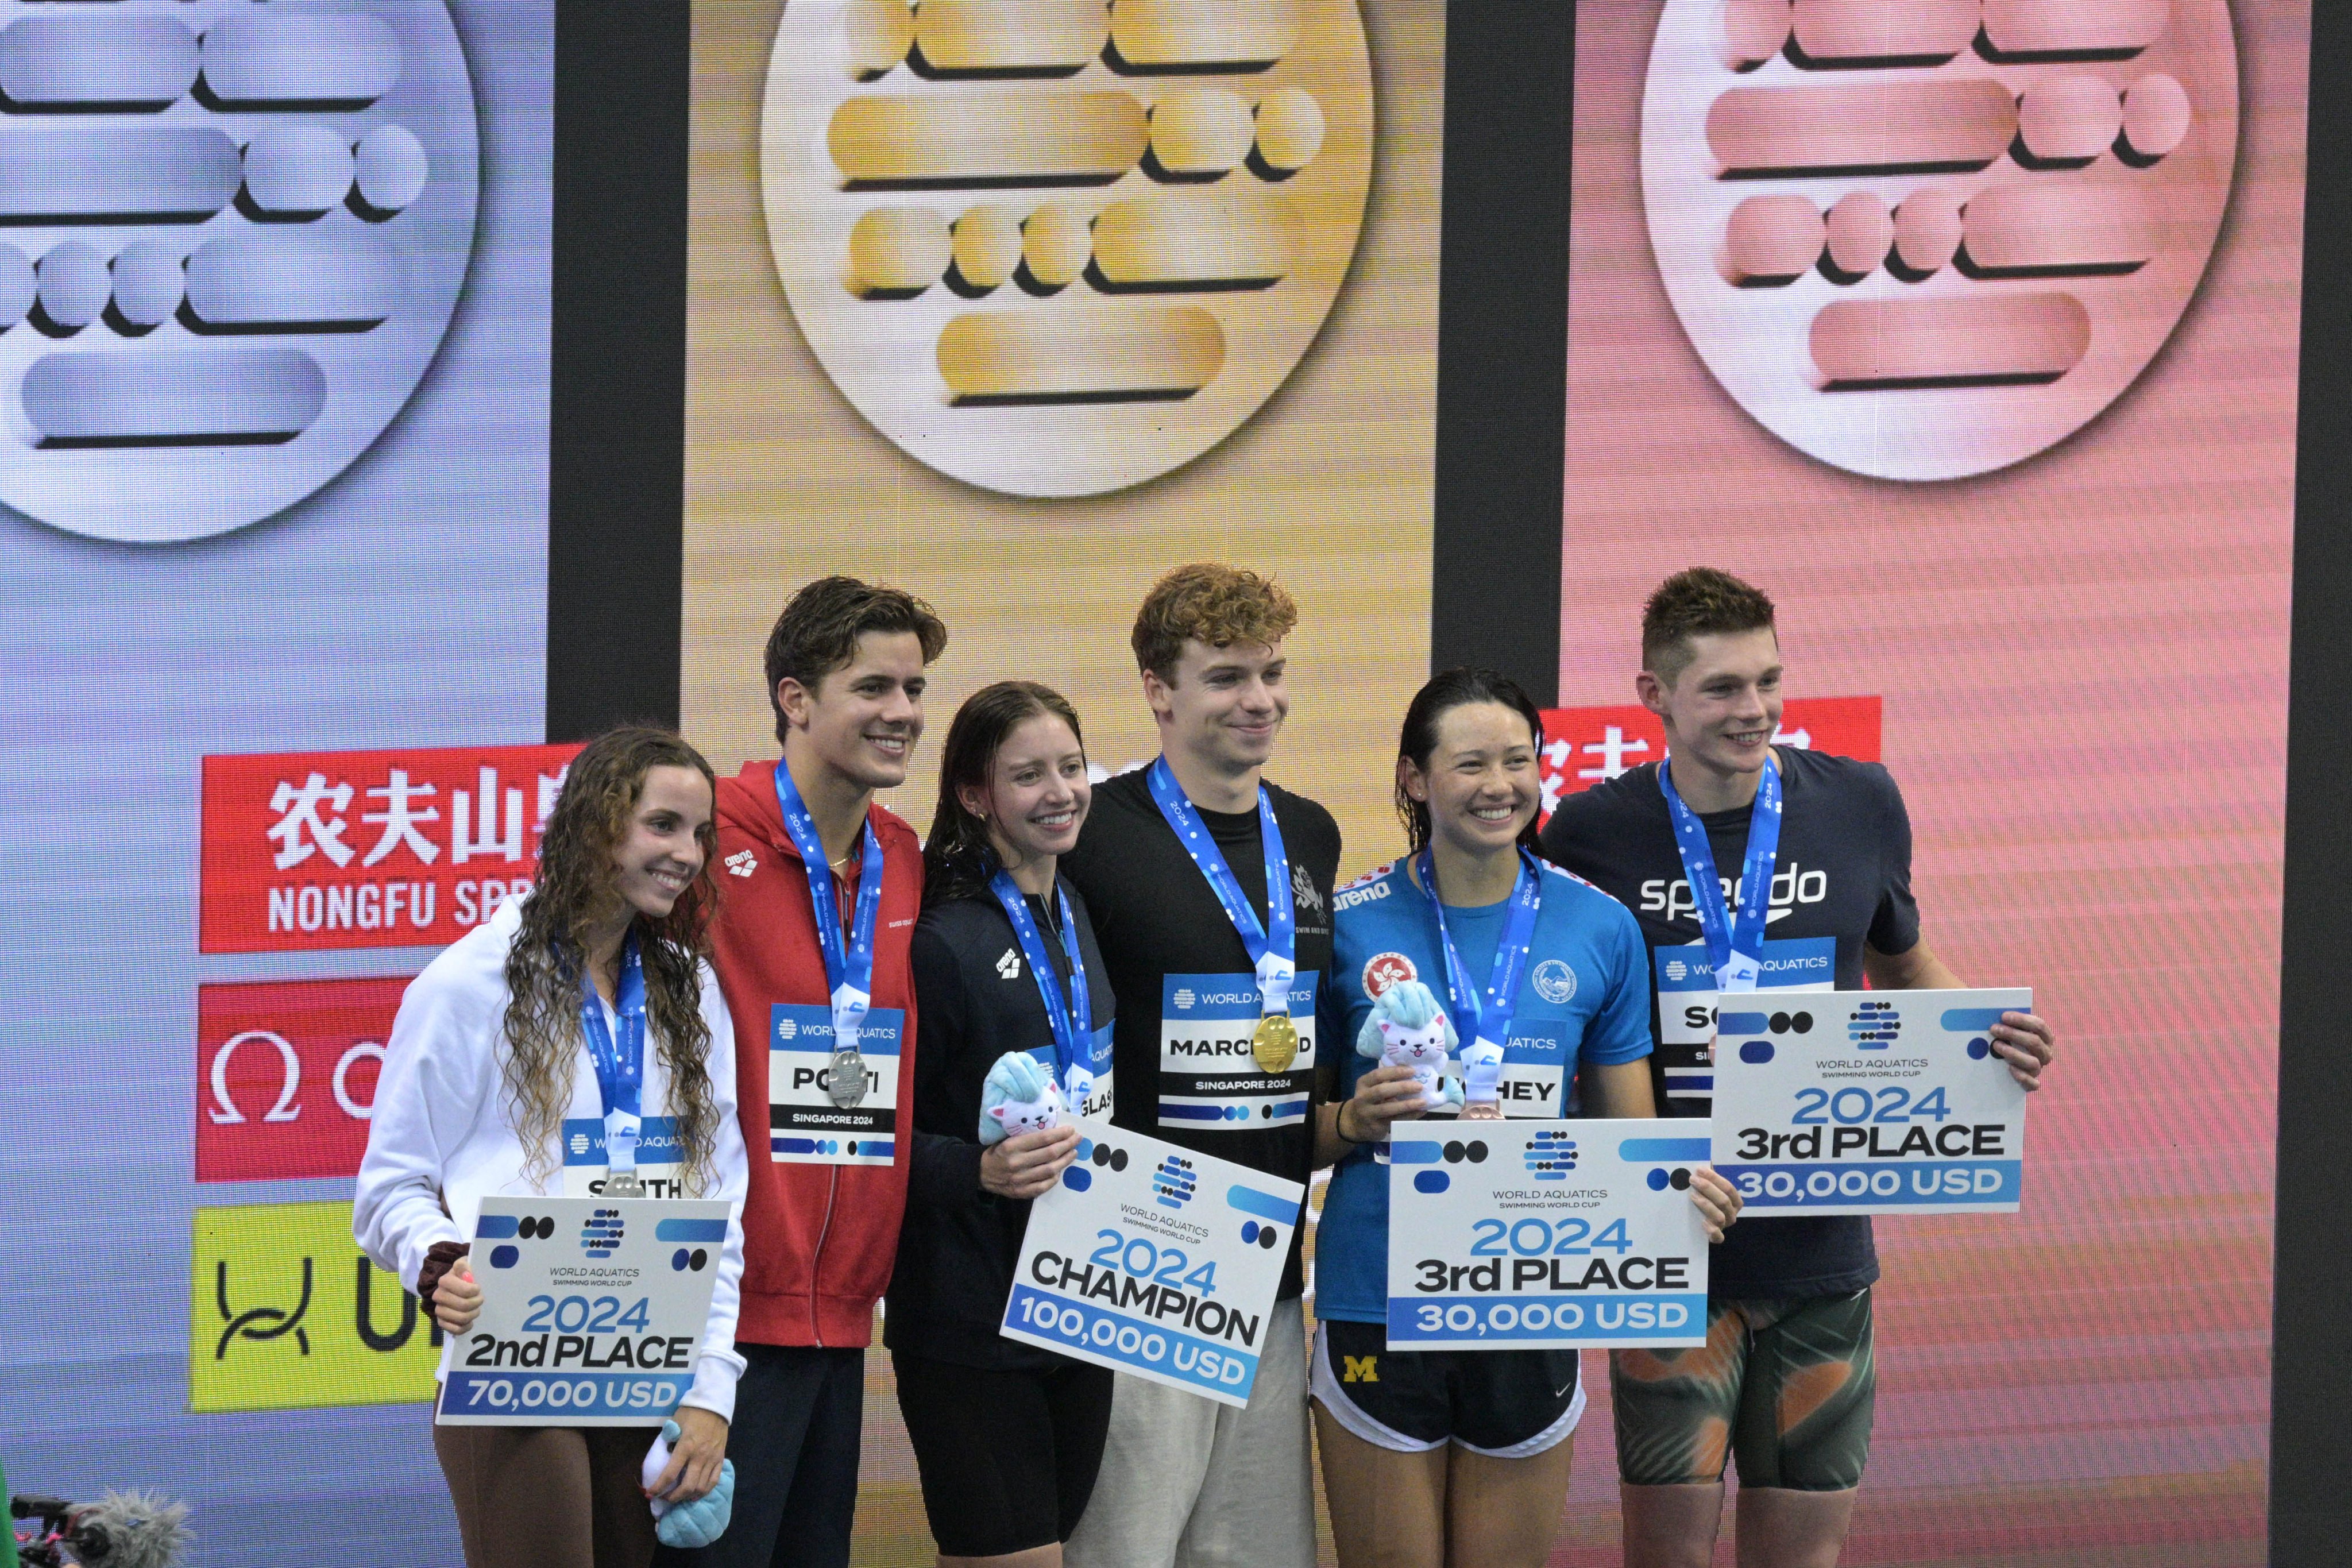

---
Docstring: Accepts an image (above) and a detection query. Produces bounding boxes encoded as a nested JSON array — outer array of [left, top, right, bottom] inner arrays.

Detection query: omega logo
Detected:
[[209, 1028, 386, 1125], [1639, 0, 2238, 481]]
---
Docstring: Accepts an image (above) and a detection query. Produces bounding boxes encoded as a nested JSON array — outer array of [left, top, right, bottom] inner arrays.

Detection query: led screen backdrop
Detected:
[[0, 5, 555, 1562], [685, 1, 1442, 1557], [1557, 3, 2308, 1562]]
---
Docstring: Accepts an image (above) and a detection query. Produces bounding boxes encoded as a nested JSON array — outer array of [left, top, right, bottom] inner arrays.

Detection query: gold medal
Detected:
[[1251, 1012, 1299, 1076]]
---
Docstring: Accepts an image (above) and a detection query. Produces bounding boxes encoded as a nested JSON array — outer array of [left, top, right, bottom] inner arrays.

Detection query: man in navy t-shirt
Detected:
[[1540, 568, 2056, 1568]]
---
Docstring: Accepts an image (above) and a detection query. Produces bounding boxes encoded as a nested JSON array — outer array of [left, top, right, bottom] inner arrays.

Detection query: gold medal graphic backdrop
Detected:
[[687, 8, 1436, 1557], [685, 0, 1441, 887]]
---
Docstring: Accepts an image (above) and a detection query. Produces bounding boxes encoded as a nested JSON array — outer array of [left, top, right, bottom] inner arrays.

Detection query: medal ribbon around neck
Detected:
[[773, 762, 886, 1057], [577, 929, 648, 1175], [1416, 847, 1544, 1057], [1657, 752, 1782, 994], [1146, 758, 1300, 1072], [989, 871, 1095, 1104]]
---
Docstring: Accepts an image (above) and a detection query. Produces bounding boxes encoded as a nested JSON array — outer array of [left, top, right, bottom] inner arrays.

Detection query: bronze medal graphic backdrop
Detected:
[[1559, 3, 2307, 1561]]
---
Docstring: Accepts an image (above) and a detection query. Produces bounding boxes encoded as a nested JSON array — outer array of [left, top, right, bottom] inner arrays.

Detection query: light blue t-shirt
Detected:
[[1315, 855, 1653, 1323]]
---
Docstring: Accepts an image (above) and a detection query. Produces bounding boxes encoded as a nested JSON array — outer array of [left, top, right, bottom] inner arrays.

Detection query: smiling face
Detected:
[[777, 629, 930, 791], [960, 710, 1090, 870], [1640, 627, 1783, 785], [611, 765, 715, 922], [1400, 700, 1541, 862], [1144, 637, 1289, 780]]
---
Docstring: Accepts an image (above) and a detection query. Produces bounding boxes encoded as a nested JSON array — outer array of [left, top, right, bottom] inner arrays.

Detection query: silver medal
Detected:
[[601, 1169, 645, 1198], [826, 1047, 868, 1109]]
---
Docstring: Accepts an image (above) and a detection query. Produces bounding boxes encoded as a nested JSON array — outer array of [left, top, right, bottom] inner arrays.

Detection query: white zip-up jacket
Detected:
[[353, 896, 750, 1420]]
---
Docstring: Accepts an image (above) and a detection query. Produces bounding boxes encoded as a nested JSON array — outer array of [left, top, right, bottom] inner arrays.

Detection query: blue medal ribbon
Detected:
[[577, 930, 647, 1173], [1145, 758, 1297, 1015], [988, 871, 1095, 1103], [772, 763, 886, 1051], [1416, 848, 1544, 1056], [1657, 754, 1782, 993]]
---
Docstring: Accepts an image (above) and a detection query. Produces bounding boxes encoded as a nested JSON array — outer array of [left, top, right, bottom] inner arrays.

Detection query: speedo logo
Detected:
[[1640, 863, 1828, 926]]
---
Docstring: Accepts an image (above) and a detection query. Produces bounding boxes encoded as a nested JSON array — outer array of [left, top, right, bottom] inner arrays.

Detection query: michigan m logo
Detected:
[[1342, 1355, 1378, 1383]]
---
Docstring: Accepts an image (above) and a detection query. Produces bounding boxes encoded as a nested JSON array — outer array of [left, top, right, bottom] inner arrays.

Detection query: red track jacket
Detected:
[[708, 759, 923, 1347]]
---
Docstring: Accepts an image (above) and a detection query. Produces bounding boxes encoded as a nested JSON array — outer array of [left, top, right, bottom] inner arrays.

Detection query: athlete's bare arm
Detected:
[[1864, 938, 2056, 1091]]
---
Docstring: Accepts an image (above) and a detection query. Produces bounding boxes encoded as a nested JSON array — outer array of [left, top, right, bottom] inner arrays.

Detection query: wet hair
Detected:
[[924, 681, 1087, 907], [1641, 567, 1776, 687], [1393, 668, 1547, 855], [503, 727, 721, 1189], [1130, 562, 1299, 686], [764, 576, 949, 744]]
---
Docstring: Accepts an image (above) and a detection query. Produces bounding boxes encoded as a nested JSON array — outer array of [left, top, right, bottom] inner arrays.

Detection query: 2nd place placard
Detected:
[[1386, 1119, 1710, 1349], [439, 1196, 731, 1426], [1710, 987, 2032, 1216]]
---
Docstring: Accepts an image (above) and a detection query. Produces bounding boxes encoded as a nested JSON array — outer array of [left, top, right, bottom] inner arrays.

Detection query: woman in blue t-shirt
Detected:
[[1310, 669, 1739, 1568]]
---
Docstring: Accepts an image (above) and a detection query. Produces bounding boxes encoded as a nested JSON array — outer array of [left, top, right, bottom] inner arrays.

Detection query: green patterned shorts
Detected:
[[1609, 1288, 1876, 1492]]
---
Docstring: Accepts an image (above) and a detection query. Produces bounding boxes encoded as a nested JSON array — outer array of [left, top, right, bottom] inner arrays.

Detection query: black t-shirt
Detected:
[[1539, 748, 1920, 1299], [1061, 766, 1342, 1299], [887, 883, 1115, 1371]]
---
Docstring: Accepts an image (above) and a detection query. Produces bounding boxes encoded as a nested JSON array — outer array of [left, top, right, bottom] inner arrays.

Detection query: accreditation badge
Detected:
[[770, 1003, 903, 1165], [1710, 986, 2032, 1215], [439, 1195, 730, 1427], [561, 1115, 691, 1199], [1157, 971, 1318, 1129], [1002, 1117, 1304, 1407], [1385, 1119, 1709, 1349]]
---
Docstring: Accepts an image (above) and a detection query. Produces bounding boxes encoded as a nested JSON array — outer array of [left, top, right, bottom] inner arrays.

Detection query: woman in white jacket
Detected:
[[355, 727, 750, 1568]]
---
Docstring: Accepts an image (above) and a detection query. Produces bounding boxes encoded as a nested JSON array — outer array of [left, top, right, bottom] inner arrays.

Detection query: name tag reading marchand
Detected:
[[1157, 972, 1319, 1129], [1386, 1119, 1709, 1350], [1710, 987, 2032, 1216], [1003, 1116, 1304, 1407], [769, 1003, 903, 1167], [439, 1195, 729, 1427]]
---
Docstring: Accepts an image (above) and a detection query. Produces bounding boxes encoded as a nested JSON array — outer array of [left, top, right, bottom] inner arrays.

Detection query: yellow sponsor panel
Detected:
[[191, 1199, 441, 1413]]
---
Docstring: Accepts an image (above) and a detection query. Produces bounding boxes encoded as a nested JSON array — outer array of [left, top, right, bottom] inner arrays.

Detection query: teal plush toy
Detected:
[[641, 1418, 735, 1549], [979, 1050, 1067, 1145], [1355, 979, 1465, 1109]]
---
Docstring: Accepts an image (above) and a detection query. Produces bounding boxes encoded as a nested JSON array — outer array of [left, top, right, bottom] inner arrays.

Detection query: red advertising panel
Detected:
[[1538, 695, 1881, 817], [200, 742, 580, 953], [196, 976, 410, 1183]]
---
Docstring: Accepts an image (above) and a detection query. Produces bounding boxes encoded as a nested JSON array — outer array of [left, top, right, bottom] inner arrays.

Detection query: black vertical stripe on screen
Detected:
[[1429, 0, 1571, 705], [546, 0, 689, 739], [2273, 1, 2350, 1556]]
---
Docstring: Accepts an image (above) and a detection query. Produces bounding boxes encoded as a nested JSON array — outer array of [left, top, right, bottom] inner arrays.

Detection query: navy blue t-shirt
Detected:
[[1539, 747, 1920, 1299], [1315, 856, 1653, 1324]]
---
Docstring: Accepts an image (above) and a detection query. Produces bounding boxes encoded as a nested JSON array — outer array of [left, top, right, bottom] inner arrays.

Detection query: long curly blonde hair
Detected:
[[503, 727, 723, 1189]]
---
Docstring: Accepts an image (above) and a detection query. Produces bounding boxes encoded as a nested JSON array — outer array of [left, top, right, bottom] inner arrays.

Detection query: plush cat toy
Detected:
[[1356, 979, 1457, 1110], [642, 1419, 736, 1548], [979, 1050, 1068, 1144]]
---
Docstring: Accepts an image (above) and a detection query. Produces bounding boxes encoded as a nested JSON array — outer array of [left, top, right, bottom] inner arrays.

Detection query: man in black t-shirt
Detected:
[[1540, 569, 2055, 1568], [1061, 563, 1338, 1568]]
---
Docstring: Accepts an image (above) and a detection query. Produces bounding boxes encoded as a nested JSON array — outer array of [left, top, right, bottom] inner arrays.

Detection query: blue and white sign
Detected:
[[1002, 1117, 1305, 1407], [1710, 987, 2032, 1216], [562, 1115, 689, 1200], [769, 1002, 903, 1166], [1385, 1119, 1709, 1349], [1156, 971, 1319, 1129], [440, 1195, 730, 1427], [1654, 935, 1834, 1101]]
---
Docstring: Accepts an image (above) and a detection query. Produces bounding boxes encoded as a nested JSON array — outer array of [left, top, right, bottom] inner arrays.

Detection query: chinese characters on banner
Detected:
[[1537, 698, 1882, 820], [200, 743, 581, 953]]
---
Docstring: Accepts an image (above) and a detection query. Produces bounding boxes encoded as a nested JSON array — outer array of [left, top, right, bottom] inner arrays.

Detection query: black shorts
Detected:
[[890, 1353, 1114, 1557], [1310, 1319, 1583, 1458]]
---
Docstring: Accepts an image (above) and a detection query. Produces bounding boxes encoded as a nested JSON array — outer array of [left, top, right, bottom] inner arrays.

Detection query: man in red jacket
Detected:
[[658, 577, 945, 1568]]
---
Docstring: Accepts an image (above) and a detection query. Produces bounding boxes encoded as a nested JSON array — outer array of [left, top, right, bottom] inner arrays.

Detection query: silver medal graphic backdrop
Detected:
[[0, 0, 480, 543]]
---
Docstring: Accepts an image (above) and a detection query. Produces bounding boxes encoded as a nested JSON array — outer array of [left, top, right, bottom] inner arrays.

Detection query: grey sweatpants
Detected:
[[1062, 1296, 1316, 1568]]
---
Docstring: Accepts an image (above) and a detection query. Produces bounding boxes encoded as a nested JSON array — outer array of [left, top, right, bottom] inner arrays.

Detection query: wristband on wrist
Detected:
[[1335, 1099, 1370, 1146]]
